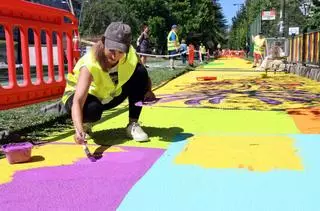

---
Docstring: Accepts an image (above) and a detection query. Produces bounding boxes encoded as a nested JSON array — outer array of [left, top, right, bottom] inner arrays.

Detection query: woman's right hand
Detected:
[[74, 130, 88, 145]]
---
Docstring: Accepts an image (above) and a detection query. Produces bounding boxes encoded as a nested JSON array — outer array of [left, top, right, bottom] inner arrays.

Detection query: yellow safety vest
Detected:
[[200, 45, 206, 54], [167, 31, 179, 51], [254, 36, 266, 55], [62, 45, 138, 104]]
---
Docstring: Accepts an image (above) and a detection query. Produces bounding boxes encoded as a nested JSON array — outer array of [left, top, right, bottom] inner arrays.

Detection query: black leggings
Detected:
[[65, 63, 149, 123]]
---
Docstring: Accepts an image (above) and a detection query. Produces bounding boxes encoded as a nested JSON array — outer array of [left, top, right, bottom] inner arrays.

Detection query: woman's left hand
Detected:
[[144, 90, 156, 102]]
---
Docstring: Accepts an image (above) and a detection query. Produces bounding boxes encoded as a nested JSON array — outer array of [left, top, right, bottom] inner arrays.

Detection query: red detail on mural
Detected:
[[196, 76, 217, 81]]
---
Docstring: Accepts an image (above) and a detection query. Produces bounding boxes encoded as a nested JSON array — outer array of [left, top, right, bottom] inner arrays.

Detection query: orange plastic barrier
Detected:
[[219, 50, 245, 58], [0, 0, 79, 110]]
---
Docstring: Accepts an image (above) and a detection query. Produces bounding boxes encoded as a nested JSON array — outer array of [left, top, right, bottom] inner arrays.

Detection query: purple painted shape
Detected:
[[293, 90, 307, 94], [208, 96, 225, 104], [184, 96, 208, 105], [135, 98, 161, 107], [257, 97, 282, 105], [2, 142, 33, 152], [184, 99, 201, 105], [0, 146, 164, 211], [286, 97, 312, 103]]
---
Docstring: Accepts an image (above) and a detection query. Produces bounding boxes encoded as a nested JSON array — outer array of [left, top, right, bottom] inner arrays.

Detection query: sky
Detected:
[[219, 0, 245, 26]]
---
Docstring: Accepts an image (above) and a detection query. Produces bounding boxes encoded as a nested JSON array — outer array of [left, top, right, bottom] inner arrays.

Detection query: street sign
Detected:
[[262, 10, 276, 20], [289, 27, 299, 35]]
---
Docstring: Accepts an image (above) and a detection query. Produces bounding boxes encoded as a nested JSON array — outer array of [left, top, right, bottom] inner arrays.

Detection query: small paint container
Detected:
[[1, 142, 33, 164]]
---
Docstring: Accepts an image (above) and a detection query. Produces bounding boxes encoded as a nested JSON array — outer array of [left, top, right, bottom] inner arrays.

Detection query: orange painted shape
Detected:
[[287, 107, 320, 134]]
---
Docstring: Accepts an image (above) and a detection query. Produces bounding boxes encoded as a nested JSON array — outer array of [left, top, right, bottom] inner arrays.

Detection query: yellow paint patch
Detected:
[[0, 143, 125, 184], [175, 136, 303, 172], [200, 58, 253, 70]]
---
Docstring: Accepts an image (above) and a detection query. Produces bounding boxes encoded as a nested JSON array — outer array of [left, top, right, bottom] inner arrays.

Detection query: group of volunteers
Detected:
[[137, 24, 208, 69]]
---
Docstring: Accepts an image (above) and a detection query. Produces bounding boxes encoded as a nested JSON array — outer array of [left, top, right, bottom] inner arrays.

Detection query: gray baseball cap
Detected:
[[104, 22, 132, 53]]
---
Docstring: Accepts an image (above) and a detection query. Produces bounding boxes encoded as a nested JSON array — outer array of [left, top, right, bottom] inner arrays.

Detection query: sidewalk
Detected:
[[1, 58, 319, 210]]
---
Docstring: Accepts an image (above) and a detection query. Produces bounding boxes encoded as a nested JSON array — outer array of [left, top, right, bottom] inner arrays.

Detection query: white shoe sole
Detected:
[[127, 134, 149, 142]]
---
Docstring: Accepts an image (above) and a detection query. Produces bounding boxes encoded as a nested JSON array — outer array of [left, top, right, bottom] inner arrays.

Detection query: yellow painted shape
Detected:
[[200, 58, 253, 69], [175, 136, 303, 172], [0, 143, 125, 184]]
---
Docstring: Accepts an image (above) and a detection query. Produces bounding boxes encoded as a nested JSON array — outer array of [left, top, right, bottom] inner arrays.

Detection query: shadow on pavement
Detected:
[[29, 155, 45, 163], [91, 126, 189, 146], [43, 107, 129, 142]]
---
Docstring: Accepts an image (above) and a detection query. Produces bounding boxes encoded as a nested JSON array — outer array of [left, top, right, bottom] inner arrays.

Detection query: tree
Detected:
[[79, 0, 227, 53], [80, 0, 139, 36], [307, 0, 320, 30]]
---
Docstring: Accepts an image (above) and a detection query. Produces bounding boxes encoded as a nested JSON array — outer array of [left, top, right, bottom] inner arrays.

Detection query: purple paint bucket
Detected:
[[1, 142, 33, 164]]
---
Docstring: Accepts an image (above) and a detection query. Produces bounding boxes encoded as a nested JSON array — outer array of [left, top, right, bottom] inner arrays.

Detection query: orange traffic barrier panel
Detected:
[[0, 0, 79, 110]]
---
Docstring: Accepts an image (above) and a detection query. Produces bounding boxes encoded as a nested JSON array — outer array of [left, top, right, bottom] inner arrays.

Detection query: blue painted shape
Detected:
[[118, 134, 320, 211]]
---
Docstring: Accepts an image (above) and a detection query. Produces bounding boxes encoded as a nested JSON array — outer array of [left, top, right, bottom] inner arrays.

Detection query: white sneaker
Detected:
[[126, 122, 149, 142]]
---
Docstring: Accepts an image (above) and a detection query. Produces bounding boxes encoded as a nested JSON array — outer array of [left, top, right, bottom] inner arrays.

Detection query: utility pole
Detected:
[[68, 0, 75, 16], [280, 0, 286, 37], [79, 0, 85, 27]]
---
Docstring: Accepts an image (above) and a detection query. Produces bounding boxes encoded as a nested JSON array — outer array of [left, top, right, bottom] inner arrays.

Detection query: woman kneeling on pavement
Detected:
[[62, 22, 156, 144]]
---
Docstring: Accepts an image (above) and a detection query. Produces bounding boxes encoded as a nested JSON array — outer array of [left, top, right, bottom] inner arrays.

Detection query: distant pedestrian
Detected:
[[136, 23, 150, 67], [188, 43, 195, 67], [167, 24, 180, 70], [200, 43, 206, 63], [217, 43, 221, 54], [180, 39, 187, 64], [244, 42, 250, 58], [252, 32, 266, 68]]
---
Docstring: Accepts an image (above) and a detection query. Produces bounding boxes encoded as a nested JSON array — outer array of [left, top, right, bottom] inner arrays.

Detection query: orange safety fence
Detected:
[[289, 31, 320, 65], [0, 0, 79, 110]]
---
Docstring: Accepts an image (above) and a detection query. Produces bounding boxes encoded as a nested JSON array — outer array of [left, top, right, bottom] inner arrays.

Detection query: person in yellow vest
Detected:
[[167, 24, 180, 70], [62, 22, 156, 144], [200, 43, 206, 63], [252, 32, 266, 68]]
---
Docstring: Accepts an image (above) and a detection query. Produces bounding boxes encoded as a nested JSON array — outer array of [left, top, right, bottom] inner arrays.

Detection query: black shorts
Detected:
[[168, 50, 177, 59]]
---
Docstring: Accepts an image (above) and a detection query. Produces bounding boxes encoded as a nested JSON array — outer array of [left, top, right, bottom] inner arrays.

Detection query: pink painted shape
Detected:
[[0, 146, 164, 211]]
